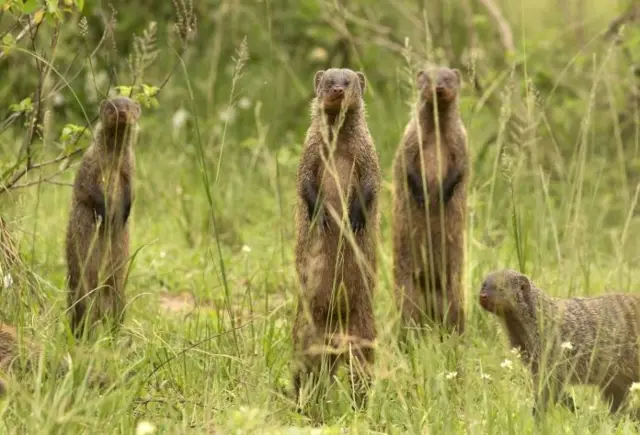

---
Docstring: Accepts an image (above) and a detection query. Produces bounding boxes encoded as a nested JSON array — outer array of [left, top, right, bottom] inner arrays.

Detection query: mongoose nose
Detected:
[[479, 291, 489, 305], [331, 87, 344, 96]]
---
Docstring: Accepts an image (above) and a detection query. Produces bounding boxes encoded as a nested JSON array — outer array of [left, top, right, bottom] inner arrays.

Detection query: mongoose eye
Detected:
[[344, 80, 350, 87]]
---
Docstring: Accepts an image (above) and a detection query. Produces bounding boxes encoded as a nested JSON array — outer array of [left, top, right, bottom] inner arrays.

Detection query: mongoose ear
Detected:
[[314, 70, 325, 96], [517, 274, 531, 292], [99, 99, 108, 114], [453, 68, 462, 86], [416, 70, 429, 90], [133, 101, 142, 120], [516, 273, 533, 304], [356, 71, 367, 93]]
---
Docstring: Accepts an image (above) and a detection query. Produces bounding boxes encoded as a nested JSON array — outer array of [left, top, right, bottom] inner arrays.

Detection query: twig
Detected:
[[0, 14, 38, 61], [478, 0, 515, 54], [6, 167, 76, 191], [0, 148, 84, 194], [18, 22, 59, 170], [0, 112, 21, 134], [604, 2, 639, 41]]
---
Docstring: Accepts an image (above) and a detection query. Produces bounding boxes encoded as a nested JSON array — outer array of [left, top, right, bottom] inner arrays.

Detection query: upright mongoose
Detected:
[[65, 96, 140, 338], [292, 68, 381, 409], [392, 66, 468, 337], [479, 269, 640, 418]]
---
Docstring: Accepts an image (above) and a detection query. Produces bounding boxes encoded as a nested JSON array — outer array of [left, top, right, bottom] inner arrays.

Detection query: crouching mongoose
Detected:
[[480, 269, 640, 418]]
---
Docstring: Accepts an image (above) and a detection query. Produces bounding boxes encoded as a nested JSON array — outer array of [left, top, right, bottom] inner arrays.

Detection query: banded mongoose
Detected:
[[292, 68, 381, 409], [392, 66, 469, 337], [480, 268, 640, 418], [65, 96, 140, 338]]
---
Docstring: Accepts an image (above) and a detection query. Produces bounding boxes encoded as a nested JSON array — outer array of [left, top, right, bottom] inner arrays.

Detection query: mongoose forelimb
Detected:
[[392, 66, 469, 340], [292, 68, 381, 411], [480, 269, 640, 420], [65, 96, 141, 339]]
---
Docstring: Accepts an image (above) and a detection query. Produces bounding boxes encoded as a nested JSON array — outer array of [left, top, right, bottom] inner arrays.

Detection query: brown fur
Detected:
[[65, 96, 141, 339], [480, 269, 640, 418], [0, 324, 39, 397], [292, 68, 381, 409], [392, 66, 468, 337]]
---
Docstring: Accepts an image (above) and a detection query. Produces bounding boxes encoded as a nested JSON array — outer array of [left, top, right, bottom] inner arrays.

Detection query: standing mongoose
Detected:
[[479, 269, 640, 418], [65, 96, 140, 339], [292, 68, 381, 409], [392, 66, 468, 338]]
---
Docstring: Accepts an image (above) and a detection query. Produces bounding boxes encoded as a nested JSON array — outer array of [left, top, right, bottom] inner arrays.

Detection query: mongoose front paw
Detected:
[[348, 202, 366, 232], [311, 207, 331, 231]]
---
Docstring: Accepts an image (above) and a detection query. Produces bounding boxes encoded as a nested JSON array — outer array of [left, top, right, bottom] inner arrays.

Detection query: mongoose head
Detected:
[[416, 66, 461, 105], [313, 68, 366, 114], [479, 269, 533, 316], [99, 97, 141, 128]]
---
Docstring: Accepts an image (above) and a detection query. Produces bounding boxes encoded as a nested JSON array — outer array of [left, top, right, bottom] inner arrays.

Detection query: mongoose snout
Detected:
[[100, 97, 141, 126], [478, 287, 491, 311]]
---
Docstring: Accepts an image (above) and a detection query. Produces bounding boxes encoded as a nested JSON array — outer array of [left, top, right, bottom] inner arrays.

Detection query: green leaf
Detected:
[[141, 84, 160, 97], [22, 0, 38, 13], [115, 85, 133, 97], [9, 97, 34, 114], [1, 33, 14, 47], [46, 0, 59, 14]]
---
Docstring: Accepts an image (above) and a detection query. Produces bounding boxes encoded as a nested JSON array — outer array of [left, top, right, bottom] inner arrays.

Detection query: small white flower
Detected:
[[218, 106, 236, 123], [135, 420, 156, 435], [500, 359, 513, 370], [3, 274, 13, 289], [630, 382, 640, 392], [561, 341, 573, 351], [588, 405, 597, 411], [510, 347, 521, 357], [172, 108, 189, 130], [241, 245, 251, 254], [238, 97, 252, 110], [159, 251, 167, 259], [481, 373, 492, 381], [308, 47, 328, 63], [53, 92, 65, 107], [444, 371, 457, 380]]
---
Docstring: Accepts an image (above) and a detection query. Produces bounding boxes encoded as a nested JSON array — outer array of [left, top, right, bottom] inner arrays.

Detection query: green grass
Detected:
[[1, 0, 640, 433]]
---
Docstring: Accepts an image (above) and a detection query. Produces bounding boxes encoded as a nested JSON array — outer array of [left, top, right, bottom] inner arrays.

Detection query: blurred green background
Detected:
[[0, 0, 639, 433]]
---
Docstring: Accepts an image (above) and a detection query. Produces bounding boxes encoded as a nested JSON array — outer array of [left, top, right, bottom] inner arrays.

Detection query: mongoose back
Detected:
[[292, 68, 381, 409], [65, 96, 141, 338], [392, 66, 468, 337], [480, 269, 640, 418]]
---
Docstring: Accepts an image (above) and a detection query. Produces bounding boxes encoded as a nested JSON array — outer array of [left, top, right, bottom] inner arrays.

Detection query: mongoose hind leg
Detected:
[[601, 376, 632, 416], [293, 345, 339, 411], [443, 269, 466, 336], [394, 245, 424, 342], [67, 222, 102, 338], [532, 372, 567, 418], [345, 318, 375, 410], [103, 231, 130, 334]]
